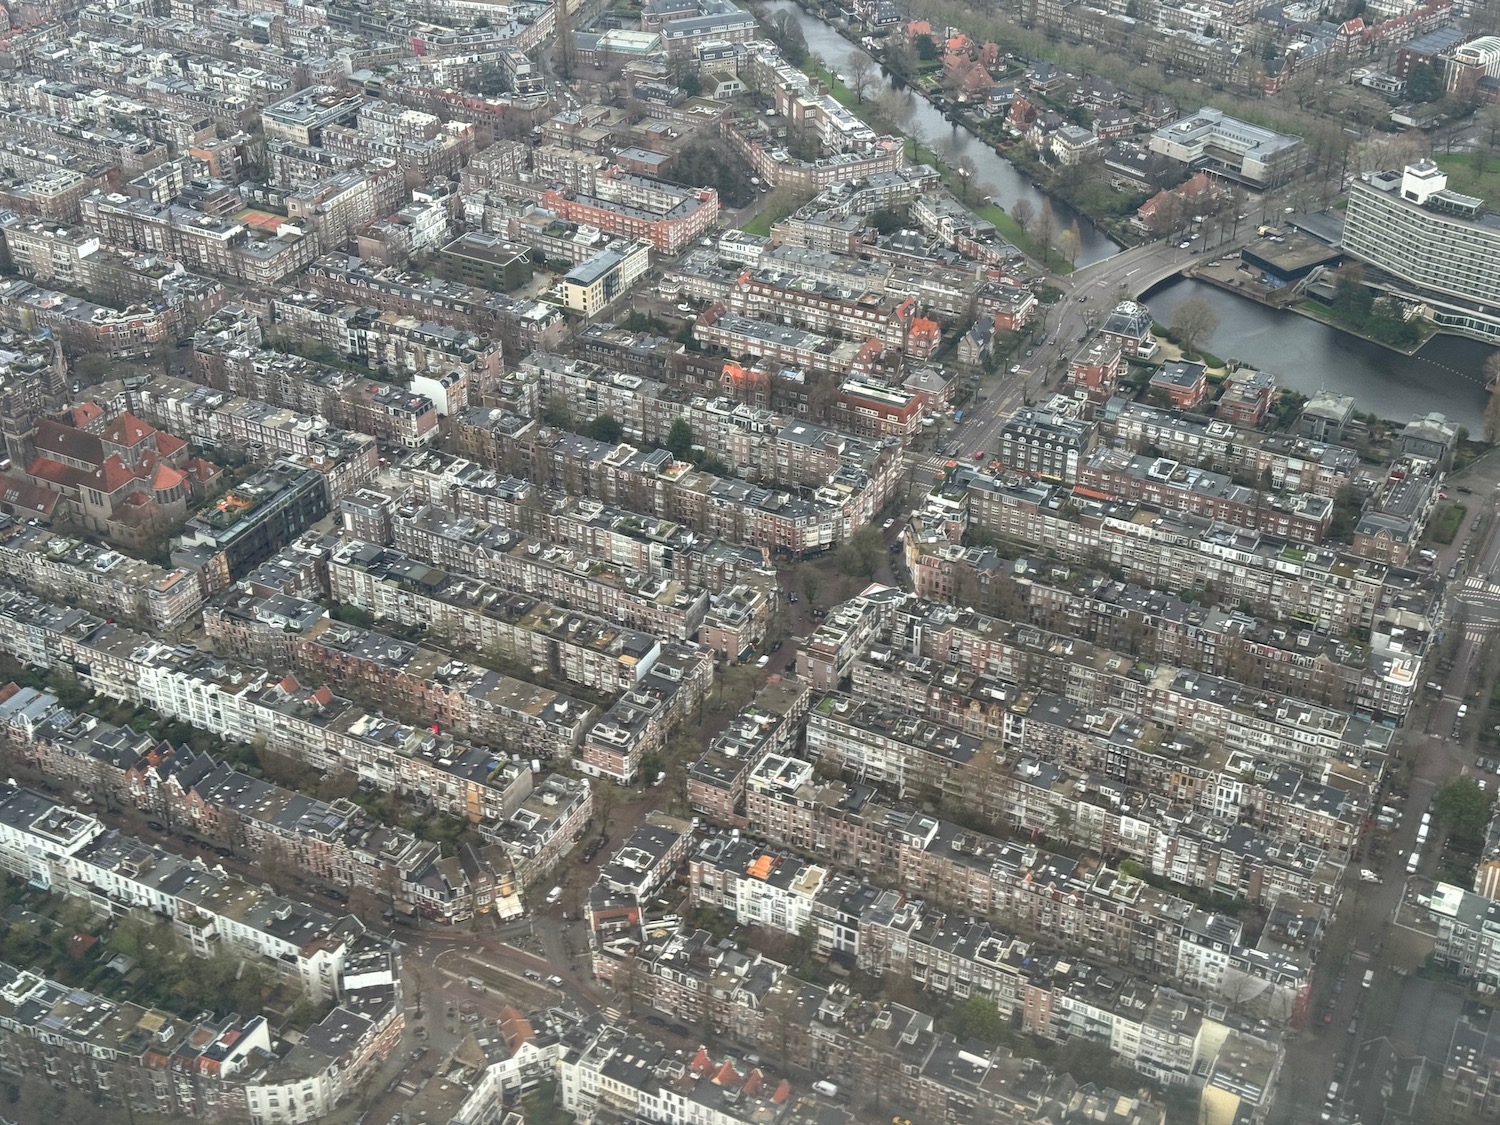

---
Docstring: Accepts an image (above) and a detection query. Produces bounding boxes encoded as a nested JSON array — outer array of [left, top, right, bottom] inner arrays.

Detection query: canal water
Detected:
[[1144, 277, 1494, 432], [764, 2, 1123, 267], [764, 4, 1497, 425]]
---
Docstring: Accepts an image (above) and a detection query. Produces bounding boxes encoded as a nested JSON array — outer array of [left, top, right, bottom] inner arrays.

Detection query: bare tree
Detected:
[[955, 154, 978, 201], [845, 51, 876, 104], [1171, 296, 1220, 362], [1057, 219, 1082, 267], [1033, 198, 1056, 260], [1010, 198, 1035, 233], [1484, 356, 1500, 443], [872, 87, 914, 132]]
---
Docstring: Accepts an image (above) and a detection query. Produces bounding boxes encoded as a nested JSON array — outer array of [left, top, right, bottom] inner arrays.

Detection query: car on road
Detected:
[[546, 975, 564, 987], [755, 655, 769, 668], [882, 518, 894, 531], [524, 970, 541, 981], [788, 592, 799, 603], [974, 450, 986, 460], [1458, 485, 1473, 494], [1179, 240, 1191, 248], [146, 821, 164, 832], [1009, 364, 1021, 374]]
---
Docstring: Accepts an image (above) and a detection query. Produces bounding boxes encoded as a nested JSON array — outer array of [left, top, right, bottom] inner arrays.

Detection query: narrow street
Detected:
[[1269, 454, 1500, 1124]]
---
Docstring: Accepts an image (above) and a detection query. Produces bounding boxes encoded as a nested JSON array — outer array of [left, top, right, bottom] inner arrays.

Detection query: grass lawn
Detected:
[[743, 193, 800, 237], [1435, 152, 1500, 204], [1426, 502, 1468, 545]]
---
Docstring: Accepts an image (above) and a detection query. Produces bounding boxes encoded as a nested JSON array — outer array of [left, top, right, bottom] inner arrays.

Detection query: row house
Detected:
[[1076, 449, 1335, 543], [1103, 401, 1364, 501], [727, 270, 917, 352], [0, 588, 541, 840], [203, 589, 594, 761], [0, 517, 203, 632], [393, 453, 773, 591], [687, 676, 811, 821], [738, 754, 1308, 1015], [80, 191, 318, 286], [445, 407, 899, 559], [390, 503, 709, 641], [940, 469, 1393, 635], [327, 538, 670, 696], [303, 252, 567, 360], [804, 692, 984, 806], [270, 294, 501, 413], [0, 781, 360, 1000]]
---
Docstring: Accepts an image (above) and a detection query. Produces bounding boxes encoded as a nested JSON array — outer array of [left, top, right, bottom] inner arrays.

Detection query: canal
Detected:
[[764, 4, 1497, 425], [1144, 277, 1496, 433], [764, 2, 1123, 267]]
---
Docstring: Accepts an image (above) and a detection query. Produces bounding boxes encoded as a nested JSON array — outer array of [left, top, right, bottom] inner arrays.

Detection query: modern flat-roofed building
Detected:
[[1342, 160, 1500, 342], [1149, 108, 1303, 188], [562, 239, 650, 316]]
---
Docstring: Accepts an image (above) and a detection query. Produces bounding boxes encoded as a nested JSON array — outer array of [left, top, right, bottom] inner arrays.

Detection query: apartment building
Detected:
[[997, 404, 1097, 484], [562, 239, 651, 317], [1343, 161, 1500, 341], [390, 503, 709, 640], [687, 677, 812, 821], [171, 459, 329, 594], [327, 539, 666, 695], [0, 518, 203, 631], [541, 170, 719, 255]]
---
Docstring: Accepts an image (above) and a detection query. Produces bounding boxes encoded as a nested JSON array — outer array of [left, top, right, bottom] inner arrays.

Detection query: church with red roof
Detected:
[[15, 406, 221, 544]]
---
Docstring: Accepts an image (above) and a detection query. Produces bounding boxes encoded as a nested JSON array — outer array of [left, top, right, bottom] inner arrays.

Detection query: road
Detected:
[[1269, 452, 1500, 1125], [917, 235, 1235, 476]]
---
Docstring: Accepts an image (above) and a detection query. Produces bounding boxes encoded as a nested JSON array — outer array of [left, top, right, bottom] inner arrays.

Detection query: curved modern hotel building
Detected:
[[1341, 160, 1500, 342]]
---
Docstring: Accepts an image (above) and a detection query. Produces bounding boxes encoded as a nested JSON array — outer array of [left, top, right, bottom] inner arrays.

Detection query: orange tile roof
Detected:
[[152, 464, 186, 492]]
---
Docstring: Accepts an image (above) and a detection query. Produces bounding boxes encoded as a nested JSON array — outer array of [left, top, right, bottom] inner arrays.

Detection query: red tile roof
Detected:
[[33, 418, 103, 466], [94, 454, 139, 493], [155, 431, 187, 457], [100, 411, 156, 448], [25, 457, 83, 487]]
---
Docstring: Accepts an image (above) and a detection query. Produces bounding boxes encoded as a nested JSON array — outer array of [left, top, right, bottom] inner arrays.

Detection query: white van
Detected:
[[545, 885, 562, 906]]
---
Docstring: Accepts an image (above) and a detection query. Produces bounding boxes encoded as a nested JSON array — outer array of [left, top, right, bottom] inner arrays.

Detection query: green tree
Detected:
[[1433, 777, 1492, 840], [1118, 858, 1146, 880], [1407, 60, 1442, 103], [666, 418, 696, 460], [836, 526, 883, 577], [952, 995, 1008, 1044], [587, 415, 624, 444]]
